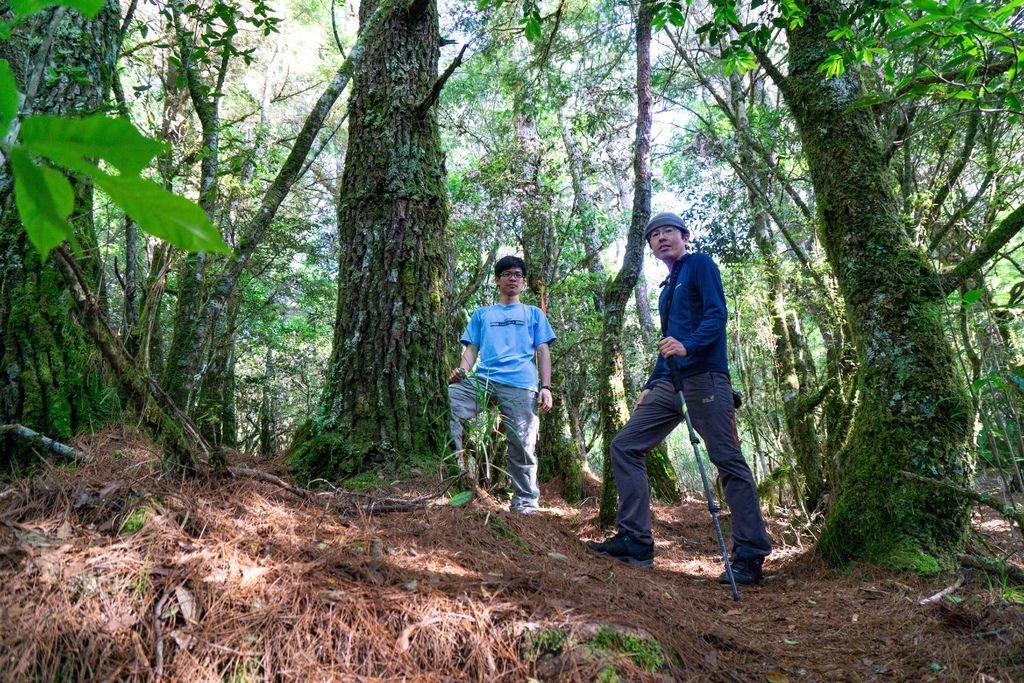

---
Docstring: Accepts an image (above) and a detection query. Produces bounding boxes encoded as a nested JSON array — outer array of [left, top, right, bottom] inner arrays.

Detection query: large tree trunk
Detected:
[[0, 1, 121, 465], [597, 0, 653, 527], [288, 0, 449, 481], [782, 1, 973, 569]]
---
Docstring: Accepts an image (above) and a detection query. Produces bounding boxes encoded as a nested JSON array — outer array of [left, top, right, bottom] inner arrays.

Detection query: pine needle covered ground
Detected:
[[1, 429, 1021, 681]]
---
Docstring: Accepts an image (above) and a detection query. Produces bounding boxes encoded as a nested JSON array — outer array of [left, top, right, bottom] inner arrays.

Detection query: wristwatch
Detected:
[[540, 385, 551, 391]]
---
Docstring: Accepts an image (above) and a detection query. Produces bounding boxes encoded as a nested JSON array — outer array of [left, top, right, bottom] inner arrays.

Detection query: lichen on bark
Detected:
[[288, 0, 450, 482], [783, 1, 974, 571]]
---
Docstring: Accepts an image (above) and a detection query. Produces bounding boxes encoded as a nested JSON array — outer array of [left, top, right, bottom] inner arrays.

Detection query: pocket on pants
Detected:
[[685, 372, 717, 405]]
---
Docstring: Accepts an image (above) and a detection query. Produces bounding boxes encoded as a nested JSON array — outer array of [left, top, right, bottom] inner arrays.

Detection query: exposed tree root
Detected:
[[227, 466, 463, 514], [959, 554, 1024, 585], [899, 470, 1024, 537], [0, 424, 88, 462]]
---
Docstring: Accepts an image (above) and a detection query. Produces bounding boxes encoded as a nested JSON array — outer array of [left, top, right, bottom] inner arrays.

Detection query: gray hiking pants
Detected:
[[612, 373, 772, 560], [448, 377, 540, 512]]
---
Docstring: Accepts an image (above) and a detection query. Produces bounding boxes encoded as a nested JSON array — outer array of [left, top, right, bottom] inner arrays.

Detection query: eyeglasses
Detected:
[[647, 226, 680, 241], [499, 271, 525, 281]]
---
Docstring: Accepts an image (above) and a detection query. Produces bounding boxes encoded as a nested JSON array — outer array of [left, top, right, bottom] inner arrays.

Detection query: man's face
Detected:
[[496, 267, 526, 296], [647, 225, 689, 264]]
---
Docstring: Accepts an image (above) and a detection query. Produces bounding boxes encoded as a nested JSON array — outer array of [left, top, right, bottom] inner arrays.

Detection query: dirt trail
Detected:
[[1, 431, 1021, 681]]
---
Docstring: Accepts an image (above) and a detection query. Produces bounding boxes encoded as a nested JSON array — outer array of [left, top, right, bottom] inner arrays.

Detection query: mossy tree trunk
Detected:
[[779, 1, 974, 569], [0, 1, 121, 466], [160, 3, 224, 414], [288, 0, 449, 481], [196, 293, 240, 449], [598, 0, 653, 527]]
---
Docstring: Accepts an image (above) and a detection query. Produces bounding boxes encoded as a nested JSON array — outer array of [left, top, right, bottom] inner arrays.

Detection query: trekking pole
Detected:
[[669, 365, 740, 601]]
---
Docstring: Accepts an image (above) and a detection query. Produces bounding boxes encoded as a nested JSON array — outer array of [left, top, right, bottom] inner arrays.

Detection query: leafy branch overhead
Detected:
[[649, 0, 1024, 112], [0, 0, 230, 257]]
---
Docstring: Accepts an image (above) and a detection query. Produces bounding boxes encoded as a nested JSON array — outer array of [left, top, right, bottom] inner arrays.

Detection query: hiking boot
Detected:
[[585, 532, 654, 568], [719, 557, 763, 585]]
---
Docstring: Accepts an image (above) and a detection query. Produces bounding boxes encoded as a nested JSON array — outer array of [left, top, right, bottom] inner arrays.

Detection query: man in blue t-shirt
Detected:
[[448, 255, 557, 513], [586, 212, 772, 584]]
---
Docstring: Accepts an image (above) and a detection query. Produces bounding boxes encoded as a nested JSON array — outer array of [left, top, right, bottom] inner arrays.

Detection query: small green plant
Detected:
[[223, 656, 262, 683], [522, 628, 568, 657], [596, 664, 619, 683], [1002, 585, 1024, 605]]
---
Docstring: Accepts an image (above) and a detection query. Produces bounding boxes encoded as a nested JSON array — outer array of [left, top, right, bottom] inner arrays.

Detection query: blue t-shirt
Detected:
[[461, 303, 556, 390]]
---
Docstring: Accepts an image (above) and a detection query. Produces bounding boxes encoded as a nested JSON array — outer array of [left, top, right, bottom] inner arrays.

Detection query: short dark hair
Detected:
[[495, 255, 527, 279]]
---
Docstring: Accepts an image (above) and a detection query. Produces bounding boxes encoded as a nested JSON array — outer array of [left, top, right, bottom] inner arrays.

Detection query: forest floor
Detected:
[[1, 428, 1022, 682]]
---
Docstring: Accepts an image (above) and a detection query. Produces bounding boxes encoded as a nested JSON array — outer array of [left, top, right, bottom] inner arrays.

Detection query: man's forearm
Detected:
[[537, 345, 551, 386], [460, 345, 477, 371]]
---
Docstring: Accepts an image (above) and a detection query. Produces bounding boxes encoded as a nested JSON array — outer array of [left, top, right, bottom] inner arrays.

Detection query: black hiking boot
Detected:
[[585, 532, 654, 568], [719, 557, 764, 585]]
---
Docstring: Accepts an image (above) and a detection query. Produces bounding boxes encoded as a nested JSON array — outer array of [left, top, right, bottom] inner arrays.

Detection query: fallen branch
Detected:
[[0, 424, 89, 462], [154, 591, 169, 679], [228, 466, 463, 515], [958, 554, 1024, 585], [898, 471, 1023, 537], [919, 574, 965, 605]]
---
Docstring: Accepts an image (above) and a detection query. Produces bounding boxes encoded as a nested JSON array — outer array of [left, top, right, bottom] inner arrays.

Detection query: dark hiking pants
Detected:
[[611, 373, 772, 559]]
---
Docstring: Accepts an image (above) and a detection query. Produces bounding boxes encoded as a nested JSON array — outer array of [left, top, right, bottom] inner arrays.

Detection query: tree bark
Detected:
[[782, 1, 974, 569], [288, 0, 450, 481], [597, 0, 653, 527], [0, 1, 121, 466]]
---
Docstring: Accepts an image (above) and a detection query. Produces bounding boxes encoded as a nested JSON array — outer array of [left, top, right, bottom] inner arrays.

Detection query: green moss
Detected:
[[596, 664, 620, 683], [882, 540, 942, 575], [343, 471, 382, 491], [587, 627, 666, 672], [120, 505, 152, 534], [287, 420, 373, 483], [466, 510, 529, 552]]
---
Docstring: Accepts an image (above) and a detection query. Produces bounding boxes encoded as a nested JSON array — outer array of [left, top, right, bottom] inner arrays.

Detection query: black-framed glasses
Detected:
[[647, 226, 679, 241], [499, 271, 525, 281]]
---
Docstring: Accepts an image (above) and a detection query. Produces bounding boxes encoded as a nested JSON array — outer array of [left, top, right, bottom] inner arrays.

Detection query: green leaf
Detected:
[[523, 14, 542, 42], [448, 490, 473, 506], [20, 114, 165, 176], [9, 148, 74, 255], [10, 0, 105, 19], [0, 60, 19, 141], [962, 288, 984, 304], [93, 175, 230, 253], [971, 376, 992, 392], [783, 638, 799, 645], [818, 53, 846, 78]]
